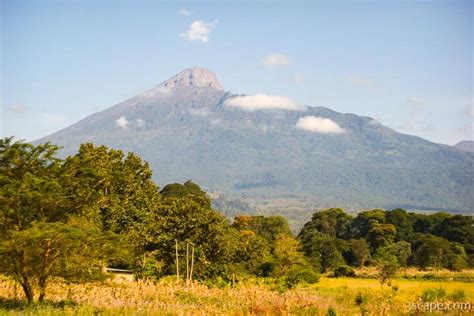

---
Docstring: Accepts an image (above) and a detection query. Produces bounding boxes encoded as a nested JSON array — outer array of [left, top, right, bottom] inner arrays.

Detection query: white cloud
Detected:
[[178, 9, 193, 16], [225, 93, 305, 111], [296, 116, 345, 134], [136, 118, 145, 127], [261, 53, 292, 68], [348, 75, 375, 88], [179, 20, 217, 43], [115, 116, 129, 129]]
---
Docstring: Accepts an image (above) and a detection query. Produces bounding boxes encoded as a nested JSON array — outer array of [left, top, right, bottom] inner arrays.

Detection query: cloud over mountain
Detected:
[[296, 116, 345, 134], [225, 94, 304, 111], [116, 116, 129, 129]]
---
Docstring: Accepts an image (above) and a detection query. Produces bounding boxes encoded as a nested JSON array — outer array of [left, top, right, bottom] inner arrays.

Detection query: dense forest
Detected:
[[1, 137, 473, 303]]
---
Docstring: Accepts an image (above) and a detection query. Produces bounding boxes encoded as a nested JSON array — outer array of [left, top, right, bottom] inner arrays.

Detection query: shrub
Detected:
[[449, 289, 466, 302], [326, 306, 337, 316], [421, 288, 446, 302], [354, 292, 365, 306], [332, 265, 356, 278]]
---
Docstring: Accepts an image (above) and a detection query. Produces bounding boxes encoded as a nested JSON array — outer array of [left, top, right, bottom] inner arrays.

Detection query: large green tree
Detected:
[[0, 138, 125, 302], [145, 196, 233, 278]]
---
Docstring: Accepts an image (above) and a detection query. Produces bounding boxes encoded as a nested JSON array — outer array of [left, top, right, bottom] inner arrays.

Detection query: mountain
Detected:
[[453, 140, 474, 153], [37, 67, 474, 216]]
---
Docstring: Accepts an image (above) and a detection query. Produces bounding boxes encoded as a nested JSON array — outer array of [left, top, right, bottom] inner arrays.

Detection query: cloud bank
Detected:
[[179, 20, 217, 43], [296, 116, 345, 134], [261, 53, 292, 68], [225, 94, 305, 111]]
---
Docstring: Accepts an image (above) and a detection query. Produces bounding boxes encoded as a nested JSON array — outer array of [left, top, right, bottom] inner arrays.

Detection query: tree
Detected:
[[0, 139, 132, 301], [232, 229, 272, 274], [160, 180, 207, 199], [0, 219, 125, 303], [412, 234, 451, 272], [64, 143, 161, 234], [273, 234, 307, 276], [145, 196, 233, 279], [351, 209, 386, 239], [435, 215, 474, 246], [374, 245, 399, 290], [413, 212, 451, 235], [385, 209, 414, 241], [298, 208, 353, 241], [0, 138, 70, 233], [446, 244, 468, 272], [232, 215, 292, 247], [367, 222, 397, 251], [347, 239, 371, 268], [395, 241, 411, 274]]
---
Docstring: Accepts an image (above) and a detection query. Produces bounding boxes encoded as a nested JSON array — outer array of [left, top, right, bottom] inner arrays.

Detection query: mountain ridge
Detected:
[[454, 140, 474, 153], [37, 68, 474, 215]]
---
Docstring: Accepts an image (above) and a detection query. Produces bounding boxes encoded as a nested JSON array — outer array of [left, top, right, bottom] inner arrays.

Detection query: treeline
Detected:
[[1, 138, 473, 303], [0, 138, 316, 302], [298, 208, 473, 274]]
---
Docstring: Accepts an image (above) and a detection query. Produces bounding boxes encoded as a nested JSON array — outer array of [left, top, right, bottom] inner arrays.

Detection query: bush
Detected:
[[332, 265, 356, 278], [204, 276, 230, 289], [421, 273, 436, 280], [257, 262, 275, 277], [449, 289, 466, 302], [326, 306, 337, 316], [421, 288, 446, 302], [354, 292, 365, 306]]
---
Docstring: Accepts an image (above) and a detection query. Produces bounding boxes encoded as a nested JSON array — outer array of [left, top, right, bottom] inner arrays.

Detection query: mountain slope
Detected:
[[454, 140, 474, 153], [38, 67, 474, 213]]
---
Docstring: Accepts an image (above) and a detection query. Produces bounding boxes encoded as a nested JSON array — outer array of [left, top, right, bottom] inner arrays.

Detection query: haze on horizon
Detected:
[[1, 0, 472, 145]]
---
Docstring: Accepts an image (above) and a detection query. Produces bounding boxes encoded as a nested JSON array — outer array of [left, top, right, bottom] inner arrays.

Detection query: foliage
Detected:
[[298, 207, 473, 273], [332, 265, 356, 278], [0, 219, 124, 303], [346, 239, 371, 268], [0, 139, 129, 302], [2, 137, 472, 305], [374, 245, 399, 288], [395, 241, 411, 272], [144, 196, 233, 279], [420, 287, 446, 302], [232, 215, 292, 247]]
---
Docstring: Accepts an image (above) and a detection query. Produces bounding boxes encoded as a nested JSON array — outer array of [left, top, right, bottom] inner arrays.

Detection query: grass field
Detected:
[[0, 271, 472, 315]]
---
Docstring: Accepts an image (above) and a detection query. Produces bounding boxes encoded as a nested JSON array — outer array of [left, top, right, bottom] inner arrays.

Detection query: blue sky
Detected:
[[1, 0, 472, 144]]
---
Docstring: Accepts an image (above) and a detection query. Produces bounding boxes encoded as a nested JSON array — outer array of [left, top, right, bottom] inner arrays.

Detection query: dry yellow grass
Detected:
[[0, 273, 472, 315]]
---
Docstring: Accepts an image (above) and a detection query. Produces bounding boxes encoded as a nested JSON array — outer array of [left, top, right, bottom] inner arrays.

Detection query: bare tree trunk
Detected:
[[20, 276, 34, 303], [186, 242, 189, 284], [38, 277, 46, 303], [175, 239, 180, 282], [190, 246, 194, 283]]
